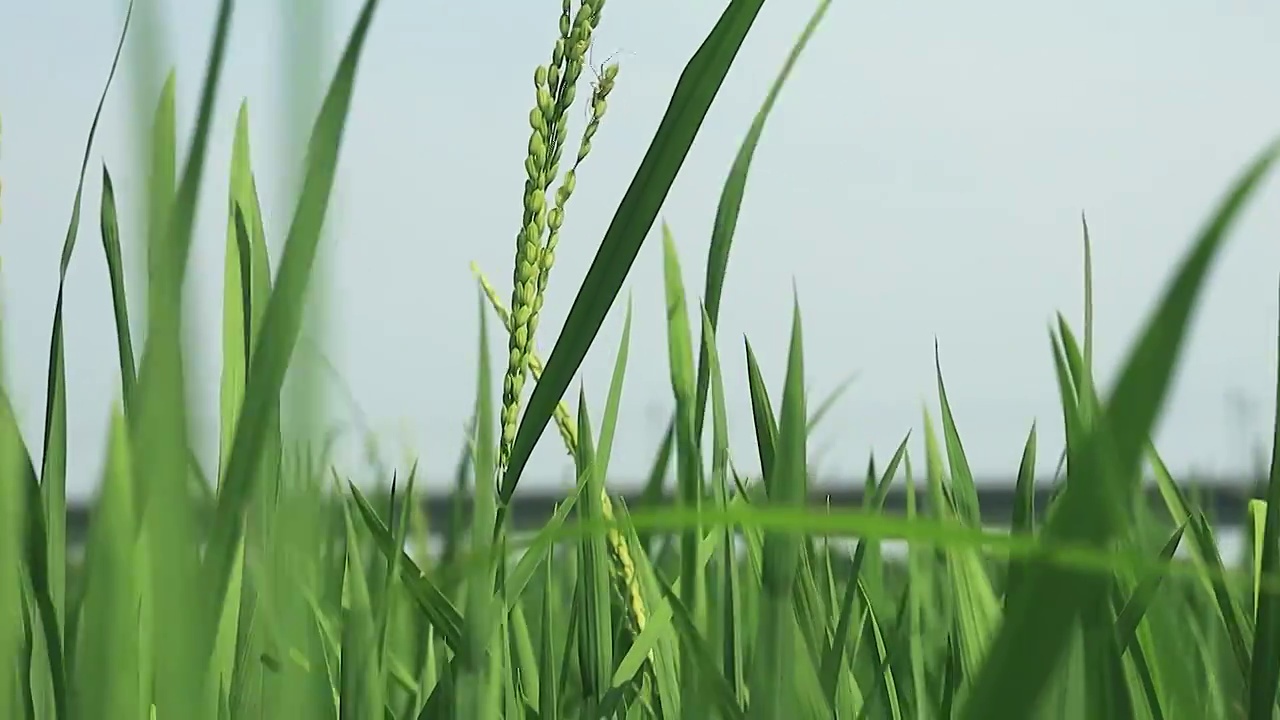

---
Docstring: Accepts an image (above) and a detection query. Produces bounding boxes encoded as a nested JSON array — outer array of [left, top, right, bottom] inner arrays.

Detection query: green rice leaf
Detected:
[[1003, 423, 1038, 610], [699, 305, 745, 704], [457, 285, 501, 719], [97, 166, 137, 411], [821, 434, 909, 702], [743, 339, 779, 493], [131, 0, 235, 712], [337, 504, 383, 720], [693, 0, 831, 438], [657, 577, 746, 720], [0, 387, 30, 719], [934, 346, 982, 527], [748, 294, 807, 720], [500, 0, 771, 499], [1247, 287, 1280, 720], [573, 395, 613, 711], [957, 134, 1280, 720], [349, 483, 464, 651], [539, 555, 560, 720], [1114, 523, 1186, 652], [72, 409, 144, 720], [31, 10, 132, 718], [593, 299, 633, 483], [202, 0, 382, 676]]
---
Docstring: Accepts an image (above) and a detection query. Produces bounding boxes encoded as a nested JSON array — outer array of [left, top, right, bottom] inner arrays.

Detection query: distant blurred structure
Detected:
[[62, 474, 1265, 552]]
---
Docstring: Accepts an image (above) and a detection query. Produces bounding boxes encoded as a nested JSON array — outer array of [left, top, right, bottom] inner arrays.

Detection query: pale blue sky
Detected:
[[3, 0, 1280, 501]]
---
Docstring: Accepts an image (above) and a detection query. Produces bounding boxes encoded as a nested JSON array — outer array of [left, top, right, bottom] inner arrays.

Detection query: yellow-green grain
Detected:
[[474, 263, 648, 642], [497, 0, 612, 485]]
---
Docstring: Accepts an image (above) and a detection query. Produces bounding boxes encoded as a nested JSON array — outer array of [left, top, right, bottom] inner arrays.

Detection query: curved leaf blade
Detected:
[[500, 0, 771, 500]]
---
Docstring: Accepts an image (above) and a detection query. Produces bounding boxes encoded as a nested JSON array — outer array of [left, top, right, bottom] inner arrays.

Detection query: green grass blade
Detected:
[[853, 579, 903, 720], [338, 503, 384, 720], [1004, 423, 1038, 610], [743, 339, 779, 492], [957, 135, 1280, 720], [1114, 523, 1186, 652], [593, 298, 633, 484], [699, 305, 745, 704], [32, 12, 132, 717], [219, 101, 268, 472], [1082, 212, 1095, 375], [131, 0, 237, 711], [747, 294, 807, 720], [574, 395, 613, 712], [539, 554, 559, 720], [693, 0, 830, 438], [349, 483, 464, 651], [657, 577, 747, 720], [806, 372, 857, 434], [934, 345, 982, 527], [1252, 499, 1267, 618], [72, 409, 144, 720], [0, 385, 29, 719], [378, 466, 420, 684], [1110, 576, 1169, 720], [142, 68, 177, 323], [820, 434, 909, 702], [210, 103, 263, 706], [637, 419, 675, 555], [1247, 287, 1280, 719], [458, 286, 501, 719], [201, 0, 382, 669], [97, 165, 137, 412], [500, 0, 772, 498], [660, 224, 705, 622], [504, 488, 585, 611], [1081, 590, 1137, 720]]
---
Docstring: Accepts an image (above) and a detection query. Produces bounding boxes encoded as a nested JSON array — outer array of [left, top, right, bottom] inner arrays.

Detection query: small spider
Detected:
[[584, 45, 626, 117]]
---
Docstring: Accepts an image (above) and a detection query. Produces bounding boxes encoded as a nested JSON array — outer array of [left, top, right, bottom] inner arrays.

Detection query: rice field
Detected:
[[4, 0, 1280, 718]]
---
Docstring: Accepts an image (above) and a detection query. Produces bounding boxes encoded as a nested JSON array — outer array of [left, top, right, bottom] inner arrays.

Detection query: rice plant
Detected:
[[3, 0, 1280, 718]]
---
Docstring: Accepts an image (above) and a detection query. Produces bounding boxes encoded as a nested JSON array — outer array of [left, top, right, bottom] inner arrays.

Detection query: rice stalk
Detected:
[[498, 0, 611, 481], [473, 263, 648, 643]]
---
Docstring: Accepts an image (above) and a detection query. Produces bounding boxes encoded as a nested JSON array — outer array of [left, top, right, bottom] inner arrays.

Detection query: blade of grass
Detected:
[[699, 305, 745, 705], [747, 293, 807, 720], [1247, 282, 1280, 719], [659, 226, 706, 679], [201, 0, 382, 675], [32, 10, 132, 718], [500, 0, 772, 501], [337, 501, 384, 719], [539, 554, 559, 720], [744, 339, 779, 493], [593, 299, 632, 482], [457, 286, 501, 719], [1003, 423, 1038, 610], [957, 135, 1280, 720], [573, 395, 613, 713], [806, 371, 857, 434], [820, 434, 909, 702], [637, 420, 675, 555], [72, 409, 144, 720], [693, 0, 831, 438], [349, 484, 464, 650], [934, 344, 981, 527], [1114, 523, 1186, 652], [97, 165, 137, 411], [131, 0, 237, 712], [0, 386, 29, 719], [657, 576, 747, 720]]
